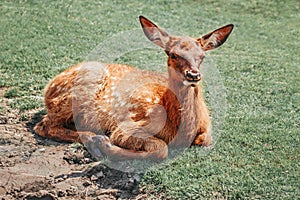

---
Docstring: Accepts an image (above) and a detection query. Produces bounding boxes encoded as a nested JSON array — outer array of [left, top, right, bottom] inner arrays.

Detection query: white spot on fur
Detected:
[[129, 112, 136, 118], [131, 104, 139, 109], [120, 101, 127, 107], [154, 97, 160, 104], [56, 86, 62, 91], [145, 97, 152, 103], [112, 92, 121, 100], [113, 103, 119, 108], [146, 108, 153, 115]]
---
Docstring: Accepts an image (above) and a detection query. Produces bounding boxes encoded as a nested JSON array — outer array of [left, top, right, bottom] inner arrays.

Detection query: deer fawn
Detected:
[[34, 16, 233, 161]]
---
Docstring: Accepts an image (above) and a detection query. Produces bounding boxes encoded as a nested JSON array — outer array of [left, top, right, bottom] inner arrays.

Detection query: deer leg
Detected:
[[193, 130, 212, 146], [34, 114, 96, 143], [95, 135, 168, 161], [83, 128, 168, 161], [193, 104, 212, 146], [193, 133, 211, 146]]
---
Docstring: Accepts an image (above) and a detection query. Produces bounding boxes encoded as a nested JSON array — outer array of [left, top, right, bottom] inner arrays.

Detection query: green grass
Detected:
[[1, 0, 299, 199]]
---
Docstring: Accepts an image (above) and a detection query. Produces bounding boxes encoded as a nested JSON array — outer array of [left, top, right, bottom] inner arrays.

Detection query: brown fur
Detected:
[[34, 16, 233, 160]]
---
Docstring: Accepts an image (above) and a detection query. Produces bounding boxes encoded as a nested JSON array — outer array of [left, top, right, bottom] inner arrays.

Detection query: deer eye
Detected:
[[169, 52, 177, 59]]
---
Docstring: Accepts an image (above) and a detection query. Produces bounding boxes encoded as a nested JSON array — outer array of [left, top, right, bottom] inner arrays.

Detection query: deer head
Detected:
[[139, 16, 234, 87]]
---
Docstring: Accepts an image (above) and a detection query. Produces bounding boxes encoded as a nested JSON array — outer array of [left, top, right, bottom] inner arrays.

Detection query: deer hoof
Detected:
[[92, 135, 112, 156], [81, 135, 104, 160]]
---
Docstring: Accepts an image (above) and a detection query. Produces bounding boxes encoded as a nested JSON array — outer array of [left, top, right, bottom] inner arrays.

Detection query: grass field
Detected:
[[1, 0, 299, 199]]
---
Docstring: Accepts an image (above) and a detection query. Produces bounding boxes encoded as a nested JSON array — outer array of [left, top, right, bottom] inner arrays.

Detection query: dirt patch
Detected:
[[0, 88, 148, 199]]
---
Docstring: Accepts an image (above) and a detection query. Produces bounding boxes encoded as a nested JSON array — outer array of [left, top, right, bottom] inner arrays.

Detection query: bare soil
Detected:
[[0, 88, 149, 200]]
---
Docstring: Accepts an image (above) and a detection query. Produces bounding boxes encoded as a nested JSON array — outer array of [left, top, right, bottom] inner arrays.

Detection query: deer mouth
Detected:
[[183, 70, 201, 87]]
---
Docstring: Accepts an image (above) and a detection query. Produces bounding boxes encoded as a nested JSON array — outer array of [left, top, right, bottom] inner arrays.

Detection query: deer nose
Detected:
[[185, 70, 201, 81]]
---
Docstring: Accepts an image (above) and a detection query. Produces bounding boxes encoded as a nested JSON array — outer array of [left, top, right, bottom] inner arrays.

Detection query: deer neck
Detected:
[[168, 77, 199, 103], [167, 78, 201, 146]]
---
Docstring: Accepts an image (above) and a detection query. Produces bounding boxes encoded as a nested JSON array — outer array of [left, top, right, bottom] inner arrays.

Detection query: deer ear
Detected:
[[197, 24, 234, 51], [139, 16, 170, 49]]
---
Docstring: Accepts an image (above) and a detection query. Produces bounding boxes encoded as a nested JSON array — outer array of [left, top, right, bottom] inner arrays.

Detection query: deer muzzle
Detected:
[[185, 70, 201, 82]]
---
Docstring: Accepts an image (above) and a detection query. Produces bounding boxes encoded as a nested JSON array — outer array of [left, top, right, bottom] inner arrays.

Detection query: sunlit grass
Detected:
[[0, 0, 299, 198]]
